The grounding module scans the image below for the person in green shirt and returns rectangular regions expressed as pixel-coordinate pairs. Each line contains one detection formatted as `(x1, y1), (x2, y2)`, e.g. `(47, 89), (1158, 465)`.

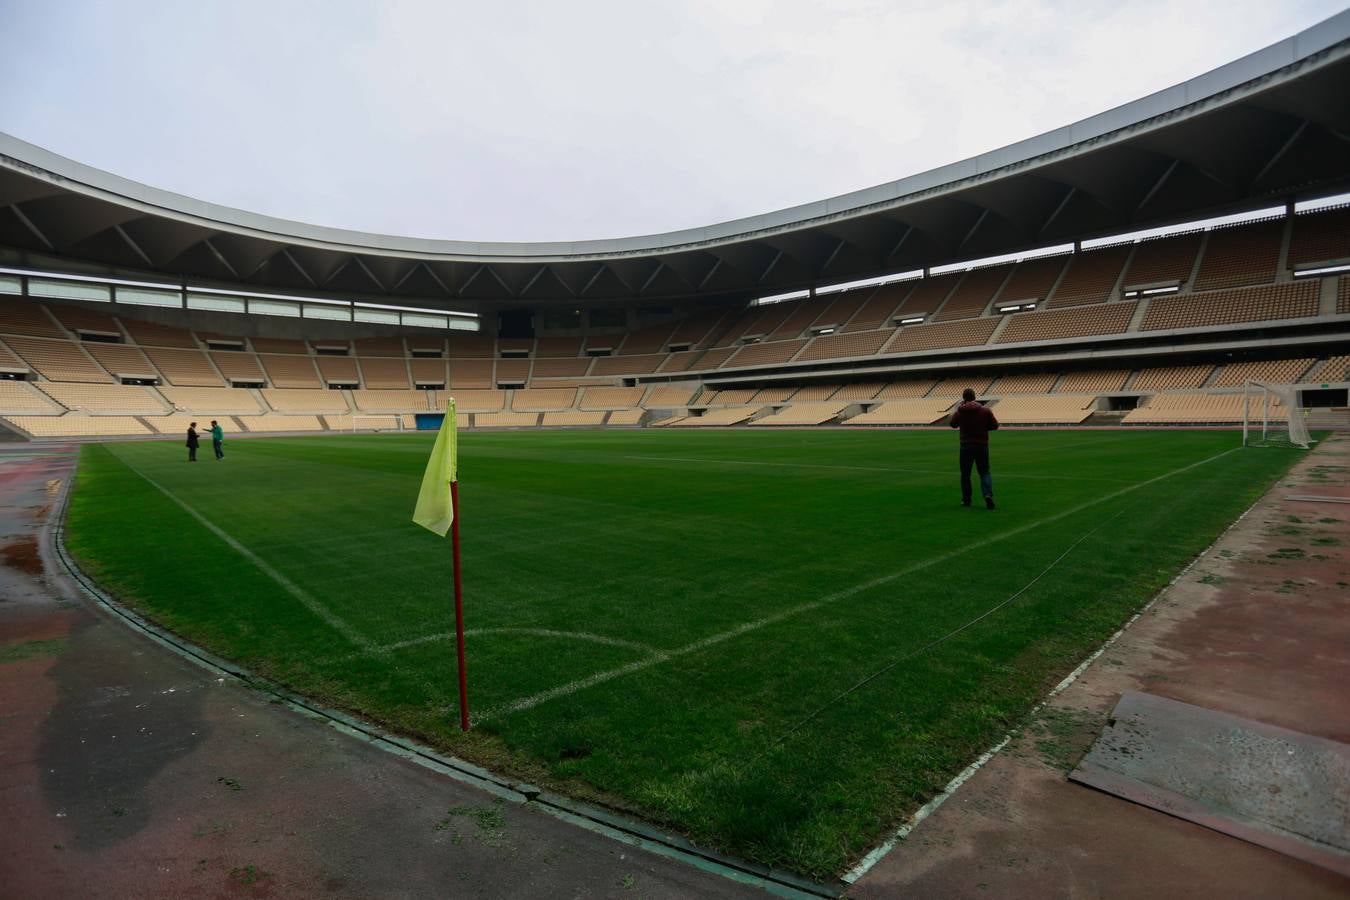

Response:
(209, 420), (225, 460)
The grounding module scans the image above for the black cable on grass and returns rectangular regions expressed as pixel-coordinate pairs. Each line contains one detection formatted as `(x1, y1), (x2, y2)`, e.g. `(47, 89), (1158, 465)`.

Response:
(753, 500), (1142, 760)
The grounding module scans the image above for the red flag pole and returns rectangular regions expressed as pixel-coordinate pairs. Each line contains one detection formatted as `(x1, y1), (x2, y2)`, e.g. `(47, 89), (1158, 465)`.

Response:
(450, 479), (469, 731)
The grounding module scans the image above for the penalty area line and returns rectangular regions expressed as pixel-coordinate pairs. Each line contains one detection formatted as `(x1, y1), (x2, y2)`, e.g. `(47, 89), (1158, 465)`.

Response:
(482, 446), (1239, 722)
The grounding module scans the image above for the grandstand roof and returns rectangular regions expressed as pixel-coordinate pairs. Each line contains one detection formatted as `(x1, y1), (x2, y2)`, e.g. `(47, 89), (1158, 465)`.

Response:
(1, 10), (1348, 308)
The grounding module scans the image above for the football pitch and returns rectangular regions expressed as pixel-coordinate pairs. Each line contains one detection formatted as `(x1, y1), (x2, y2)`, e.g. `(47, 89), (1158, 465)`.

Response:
(65, 428), (1302, 878)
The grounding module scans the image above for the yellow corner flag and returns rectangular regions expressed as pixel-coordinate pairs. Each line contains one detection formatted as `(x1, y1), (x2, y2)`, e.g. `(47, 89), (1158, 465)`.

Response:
(412, 399), (458, 536)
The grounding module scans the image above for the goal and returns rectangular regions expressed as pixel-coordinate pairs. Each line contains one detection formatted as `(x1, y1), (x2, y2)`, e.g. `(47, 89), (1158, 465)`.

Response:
(349, 415), (405, 433)
(1242, 381), (1310, 448)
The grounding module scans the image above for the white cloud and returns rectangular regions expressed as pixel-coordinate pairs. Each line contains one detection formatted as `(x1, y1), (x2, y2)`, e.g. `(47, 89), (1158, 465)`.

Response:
(0, 0), (1343, 241)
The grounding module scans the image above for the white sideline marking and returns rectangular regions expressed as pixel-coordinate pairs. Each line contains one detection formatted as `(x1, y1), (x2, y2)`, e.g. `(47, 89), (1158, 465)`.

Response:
(483, 447), (1238, 720)
(625, 455), (1113, 481)
(380, 627), (660, 656)
(116, 457), (374, 651)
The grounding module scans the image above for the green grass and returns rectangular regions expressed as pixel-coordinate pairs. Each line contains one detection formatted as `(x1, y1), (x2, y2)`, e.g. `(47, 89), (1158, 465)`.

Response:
(64, 428), (1300, 878)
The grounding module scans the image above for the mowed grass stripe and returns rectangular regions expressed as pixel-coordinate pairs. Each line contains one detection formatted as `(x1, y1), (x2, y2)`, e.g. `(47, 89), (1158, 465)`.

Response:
(64, 430), (1302, 878)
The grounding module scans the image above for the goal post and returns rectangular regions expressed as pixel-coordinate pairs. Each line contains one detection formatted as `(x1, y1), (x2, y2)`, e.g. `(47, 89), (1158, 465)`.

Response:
(349, 414), (405, 434)
(1242, 381), (1310, 448)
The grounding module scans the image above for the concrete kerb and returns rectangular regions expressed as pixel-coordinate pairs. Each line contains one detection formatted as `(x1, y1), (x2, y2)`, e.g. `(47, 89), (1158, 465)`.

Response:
(43, 457), (843, 900)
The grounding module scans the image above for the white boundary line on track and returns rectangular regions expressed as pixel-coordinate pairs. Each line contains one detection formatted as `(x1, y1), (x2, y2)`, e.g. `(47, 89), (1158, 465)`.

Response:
(625, 455), (1115, 481)
(115, 455), (375, 652)
(840, 449), (1269, 885)
(379, 627), (661, 655)
(482, 447), (1239, 720)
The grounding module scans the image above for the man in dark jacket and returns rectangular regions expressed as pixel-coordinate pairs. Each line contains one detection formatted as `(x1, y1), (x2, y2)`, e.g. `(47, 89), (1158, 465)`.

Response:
(186, 422), (200, 462)
(949, 388), (998, 509)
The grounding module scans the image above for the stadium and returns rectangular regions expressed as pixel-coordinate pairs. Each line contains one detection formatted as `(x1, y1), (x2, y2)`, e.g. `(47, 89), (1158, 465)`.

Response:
(1, 7), (1348, 898)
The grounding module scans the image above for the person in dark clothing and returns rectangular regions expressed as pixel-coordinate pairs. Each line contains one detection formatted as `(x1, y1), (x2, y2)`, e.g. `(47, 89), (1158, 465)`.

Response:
(949, 388), (998, 509)
(186, 422), (200, 462)
(209, 420), (224, 460)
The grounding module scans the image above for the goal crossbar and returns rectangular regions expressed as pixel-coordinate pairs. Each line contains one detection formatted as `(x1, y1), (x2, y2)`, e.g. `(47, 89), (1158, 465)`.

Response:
(1242, 381), (1310, 449)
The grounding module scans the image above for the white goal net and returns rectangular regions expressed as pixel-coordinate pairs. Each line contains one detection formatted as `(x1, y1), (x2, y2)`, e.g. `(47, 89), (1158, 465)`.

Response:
(1242, 381), (1310, 449)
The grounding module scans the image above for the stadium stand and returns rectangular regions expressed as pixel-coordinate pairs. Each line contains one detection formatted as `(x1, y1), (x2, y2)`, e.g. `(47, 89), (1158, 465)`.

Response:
(797, 330), (890, 361)
(145, 414), (235, 436)
(438, 389), (504, 412)
(649, 414), (687, 427)
(352, 336), (406, 356)
(791, 384), (841, 401)
(769, 296), (828, 338)
(475, 411), (539, 427)
(3, 415), (152, 437)
(1131, 365), (1215, 390)
(50, 304), (122, 335)
(875, 380), (935, 398)
(642, 386), (696, 408)
(932, 377), (993, 397)
(315, 356), (361, 384)
(592, 354), (662, 376)
(513, 388), (577, 410)
(0, 341), (29, 372)
(751, 386), (797, 403)
(1140, 281), (1319, 330)
(935, 265), (1010, 321)
(143, 347), (224, 386)
(259, 353), (321, 388)
(496, 358), (531, 383)
(843, 398), (953, 425)
(885, 317), (999, 352)
(843, 282), (911, 331)
(449, 358), (494, 388)
(1048, 245), (1131, 306)
(998, 255), (1068, 304)
(405, 335), (446, 354)
(1054, 370), (1131, 393)
(323, 414), (401, 432)
(357, 356), (412, 389)
(1122, 232), (1202, 287)
(351, 389), (434, 412)
(542, 410), (606, 426)
(261, 388), (350, 414)
(696, 389), (756, 406)
(606, 409), (645, 425)
(84, 342), (159, 379)
(749, 402), (848, 426)
(159, 386), (264, 414)
(409, 358), (449, 385)
(38, 382), (168, 415)
(1340, 275), (1350, 314)
(996, 301), (1137, 344)
(988, 372), (1059, 394)
(1288, 205), (1350, 266)
(656, 350), (705, 373)
(618, 324), (675, 355)
(992, 395), (1095, 424)
(5, 337), (113, 383)
(723, 339), (807, 368)
(1210, 358), (1315, 386)
(0, 298), (65, 337)
(530, 356), (594, 378)
(534, 336), (584, 357)
(891, 276), (951, 317)
(810, 291), (870, 331)
(1123, 393), (1282, 424)
(578, 386), (643, 409)
(1310, 355), (1350, 382)
(236, 414), (326, 432)
(684, 347), (739, 371)
(209, 350), (266, 383)
(0, 380), (64, 414)
(1192, 219), (1284, 291)
(672, 407), (759, 426)
(250, 337), (308, 354)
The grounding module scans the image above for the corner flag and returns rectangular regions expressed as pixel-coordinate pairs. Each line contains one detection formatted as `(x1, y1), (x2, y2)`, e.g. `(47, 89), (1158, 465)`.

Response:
(411, 399), (470, 730)
(413, 399), (458, 536)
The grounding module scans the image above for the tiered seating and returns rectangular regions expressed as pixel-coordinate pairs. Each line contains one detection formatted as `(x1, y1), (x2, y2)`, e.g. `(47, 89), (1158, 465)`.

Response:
(236, 414), (326, 432)
(38, 382), (167, 415)
(357, 357), (411, 389)
(251, 337), (308, 354)
(2, 415), (152, 437)
(405, 336), (445, 355)
(875, 380), (934, 398)
(352, 336), (406, 356)
(810, 292), (869, 331)
(885, 317), (999, 352)
(122, 320), (195, 348)
(643, 386), (695, 408)
(723, 339), (807, 368)
(649, 414), (687, 427)
(657, 350), (705, 373)
(843, 283), (911, 331)
(991, 395), (1094, 424)
(409, 358), (448, 385)
(1211, 358), (1314, 387)
(496, 358), (531, 383)
(315, 356), (360, 384)
(791, 384), (840, 401)
(770, 296), (830, 338)
(438, 389), (504, 412)
(1122, 232), (1201, 286)
(0, 298), (64, 337)
(832, 382), (886, 400)
(843, 398), (953, 425)
(988, 372), (1058, 394)
(683, 348), (738, 371)
(0, 341), (29, 372)
(671, 407), (759, 427)
(996, 301), (1136, 343)
(0, 381), (64, 415)
(1340, 275), (1350, 314)
(513, 388), (577, 410)
(1049, 245), (1131, 307)
(449, 336), (495, 358)
(351, 389), (432, 412)
(606, 409), (645, 425)
(749, 402), (848, 426)
(531, 356), (592, 377)
(475, 411), (538, 427)
(696, 389), (756, 406)
(261, 388), (350, 413)
(889, 274), (955, 320)
(1310, 356), (1350, 382)
(744, 302), (799, 337)
(50, 304), (122, 335)
(592, 354), (662, 376)
(931, 377), (993, 397)
(143, 347), (224, 386)
(324, 414), (401, 432)
(448, 358), (493, 388)
(1124, 393), (1279, 424)
(583, 334), (620, 353)
(1054, 370), (1130, 393)
(751, 387), (797, 402)
(84, 343), (159, 378)
(796, 330), (889, 361)
(542, 410), (605, 426)
(578, 387), (643, 409)
(534, 336), (583, 357)
(159, 386), (264, 414)
(497, 339), (534, 356)
(667, 310), (726, 349)
(1193, 219), (1284, 291)
(5, 337), (113, 383)
(619, 324), (675, 354)
(259, 354), (321, 388)
(1131, 365), (1214, 390)
(998, 256), (1068, 304)
(208, 350), (265, 383)
(1141, 282), (1319, 331)
(145, 414), (234, 436)
(1288, 206), (1350, 265)
(935, 265), (1010, 321)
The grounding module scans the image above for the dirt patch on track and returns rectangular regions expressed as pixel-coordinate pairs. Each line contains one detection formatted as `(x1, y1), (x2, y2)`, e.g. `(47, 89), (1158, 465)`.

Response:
(2, 536), (43, 577)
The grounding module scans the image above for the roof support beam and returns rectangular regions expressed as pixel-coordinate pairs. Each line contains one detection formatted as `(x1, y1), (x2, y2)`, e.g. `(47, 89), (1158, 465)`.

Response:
(1249, 120), (1308, 189)
(8, 204), (53, 251)
(885, 225), (914, 261)
(638, 263), (664, 295)
(421, 263), (452, 295)
(579, 264), (606, 296)
(819, 238), (846, 274)
(1039, 186), (1076, 236)
(353, 257), (386, 291)
(758, 249), (784, 283)
(958, 209), (990, 250)
(1134, 159), (1179, 214)
(698, 258), (722, 289)
(203, 238), (240, 278)
(519, 266), (547, 296)
(113, 224), (154, 267)
(282, 248), (316, 286)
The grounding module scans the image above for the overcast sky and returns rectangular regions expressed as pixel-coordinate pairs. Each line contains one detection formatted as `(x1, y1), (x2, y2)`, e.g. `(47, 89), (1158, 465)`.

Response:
(1, 1), (1344, 243)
